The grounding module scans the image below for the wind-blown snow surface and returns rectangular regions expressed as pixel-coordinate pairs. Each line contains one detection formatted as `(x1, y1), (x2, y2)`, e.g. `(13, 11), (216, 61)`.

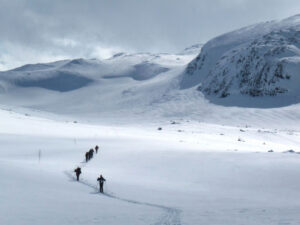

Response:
(182, 14), (300, 107)
(1, 108), (300, 225)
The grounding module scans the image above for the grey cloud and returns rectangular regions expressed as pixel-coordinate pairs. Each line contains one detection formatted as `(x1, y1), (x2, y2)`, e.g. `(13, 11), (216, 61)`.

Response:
(0, 0), (300, 70)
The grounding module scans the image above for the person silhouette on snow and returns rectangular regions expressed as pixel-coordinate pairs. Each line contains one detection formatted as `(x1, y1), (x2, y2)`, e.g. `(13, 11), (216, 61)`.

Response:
(89, 148), (94, 159)
(95, 145), (99, 154)
(74, 167), (81, 181)
(85, 152), (89, 162)
(97, 175), (106, 193)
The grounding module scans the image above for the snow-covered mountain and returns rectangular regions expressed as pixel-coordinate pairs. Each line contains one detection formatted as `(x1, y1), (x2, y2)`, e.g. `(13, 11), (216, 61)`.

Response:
(0, 39), (300, 126)
(0, 52), (195, 92)
(2, 15), (300, 124)
(181, 14), (300, 106)
(0, 51), (199, 122)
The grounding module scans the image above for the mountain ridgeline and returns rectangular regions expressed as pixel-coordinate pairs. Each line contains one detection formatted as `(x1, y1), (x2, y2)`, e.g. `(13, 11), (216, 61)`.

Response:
(1, 15), (300, 109)
(181, 15), (300, 104)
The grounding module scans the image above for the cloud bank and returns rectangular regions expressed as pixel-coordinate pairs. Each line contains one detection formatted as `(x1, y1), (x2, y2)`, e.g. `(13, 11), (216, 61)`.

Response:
(1, 0), (300, 70)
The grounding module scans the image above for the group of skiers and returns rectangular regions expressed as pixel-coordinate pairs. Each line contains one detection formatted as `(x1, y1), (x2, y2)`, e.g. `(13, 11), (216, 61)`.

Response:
(74, 145), (106, 193)
(85, 145), (99, 162)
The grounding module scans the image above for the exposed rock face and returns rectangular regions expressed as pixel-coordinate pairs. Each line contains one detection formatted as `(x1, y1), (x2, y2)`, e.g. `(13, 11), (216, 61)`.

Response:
(181, 15), (300, 100)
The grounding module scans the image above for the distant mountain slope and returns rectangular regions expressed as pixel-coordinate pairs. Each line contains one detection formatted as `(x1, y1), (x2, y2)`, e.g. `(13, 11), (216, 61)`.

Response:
(0, 43), (300, 127)
(181, 14), (300, 106)
(0, 51), (198, 118)
(0, 52), (193, 92)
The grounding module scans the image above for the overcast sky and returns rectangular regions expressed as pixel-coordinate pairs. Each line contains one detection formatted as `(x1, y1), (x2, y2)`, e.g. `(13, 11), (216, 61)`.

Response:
(1, 0), (300, 70)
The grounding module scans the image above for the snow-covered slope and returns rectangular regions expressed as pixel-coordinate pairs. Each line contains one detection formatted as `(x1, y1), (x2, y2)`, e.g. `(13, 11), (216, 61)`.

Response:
(0, 52), (196, 120)
(1, 16), (300, 125)
(0, 49), (300, 128)
(1, 107), (300, 225)
(181, 14), (300, 107)
(0, 52), (194, 91)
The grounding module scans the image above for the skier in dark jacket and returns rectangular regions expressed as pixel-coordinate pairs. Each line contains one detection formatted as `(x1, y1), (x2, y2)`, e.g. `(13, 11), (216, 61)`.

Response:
(95, 145), (99, 153)
(74, 167), (81, 181)
(89, 148), (94, 159)
(85, 152), (89, 162)
(97, 175), (106, 193)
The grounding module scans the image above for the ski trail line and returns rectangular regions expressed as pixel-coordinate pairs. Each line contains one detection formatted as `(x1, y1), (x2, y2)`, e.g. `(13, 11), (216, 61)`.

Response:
(64, 170), (181, 225)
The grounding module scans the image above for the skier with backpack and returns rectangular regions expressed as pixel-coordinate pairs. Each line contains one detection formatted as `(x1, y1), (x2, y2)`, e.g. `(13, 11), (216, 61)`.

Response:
(97, 175), (106, 193)
(85, 152), (89, 162)
(74, 167), (82, 181)
(89, 148), (94, 159)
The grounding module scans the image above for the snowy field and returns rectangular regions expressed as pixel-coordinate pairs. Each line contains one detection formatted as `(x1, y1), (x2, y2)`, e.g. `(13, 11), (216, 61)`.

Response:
(1, 107), (300, 225)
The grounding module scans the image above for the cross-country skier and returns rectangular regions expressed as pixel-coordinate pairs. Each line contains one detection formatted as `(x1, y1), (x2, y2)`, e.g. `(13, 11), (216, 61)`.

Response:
(74, 167), (81, 181)
(85, 152), (89, 162)
(89, 148), (94, 159)
(97, 175), (106, 193)
(95, 145), (99, 153)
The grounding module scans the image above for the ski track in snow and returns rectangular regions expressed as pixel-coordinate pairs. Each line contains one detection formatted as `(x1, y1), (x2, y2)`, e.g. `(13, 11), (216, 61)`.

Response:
(64, 160), (181, 225)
